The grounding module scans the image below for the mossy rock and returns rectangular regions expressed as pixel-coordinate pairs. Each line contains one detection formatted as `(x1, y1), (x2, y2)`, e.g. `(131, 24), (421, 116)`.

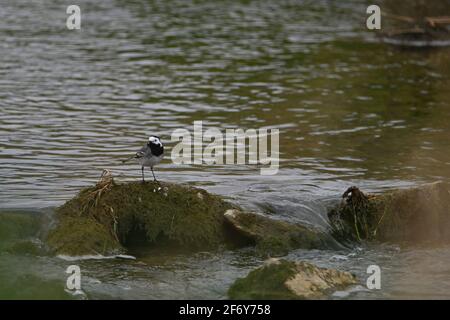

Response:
(0, 273), (72, 300)
(0, 212), (40, 242)
(328, 182), (450, 244)
(224, 209), (332, 256)
(0, 211), (43, 255)
(4, 239), (47, 256)
(228, 258), (357, 300)
(47, 216), (122, 256)
(46, 174), (237, 256)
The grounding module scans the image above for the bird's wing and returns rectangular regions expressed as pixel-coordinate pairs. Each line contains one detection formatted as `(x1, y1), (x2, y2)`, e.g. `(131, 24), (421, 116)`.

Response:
(121, 145), (149, 163)
(136, 145), (149, 158)
(135, 151), (145, 158)
(122, 148), (145, 163)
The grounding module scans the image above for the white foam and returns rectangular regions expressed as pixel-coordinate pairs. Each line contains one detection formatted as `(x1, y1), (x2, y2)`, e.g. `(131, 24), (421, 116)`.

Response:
(332, 285), (368, 298)
(382, 37), (450, 48)
(57, 254), (136, 261)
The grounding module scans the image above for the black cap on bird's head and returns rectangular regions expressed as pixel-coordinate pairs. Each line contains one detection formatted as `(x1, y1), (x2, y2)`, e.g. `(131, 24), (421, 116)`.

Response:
(148, 136), (162, 146)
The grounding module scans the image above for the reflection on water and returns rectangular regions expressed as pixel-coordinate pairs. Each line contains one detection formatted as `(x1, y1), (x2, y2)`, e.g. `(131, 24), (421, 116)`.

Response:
(0, 0), (450, 299)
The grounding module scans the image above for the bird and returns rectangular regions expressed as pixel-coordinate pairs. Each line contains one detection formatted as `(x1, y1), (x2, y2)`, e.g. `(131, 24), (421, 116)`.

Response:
(122, 136), (164, 183)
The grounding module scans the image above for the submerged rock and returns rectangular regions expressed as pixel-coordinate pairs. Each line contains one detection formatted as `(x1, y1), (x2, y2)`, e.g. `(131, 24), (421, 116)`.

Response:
(46, 172), (237, 256)
(0, 211), (46, 255)
(228, 258), (357, 299)
(224, 209), (331, 256)
(5, 239), (46, 256)
(0, 212), (40, 242)
(328, 182), (450, 244)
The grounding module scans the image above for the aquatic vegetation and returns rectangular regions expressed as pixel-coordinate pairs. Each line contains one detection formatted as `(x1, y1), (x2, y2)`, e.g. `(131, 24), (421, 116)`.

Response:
(228, 258), (357, 300)
(328, 182), (450, 244)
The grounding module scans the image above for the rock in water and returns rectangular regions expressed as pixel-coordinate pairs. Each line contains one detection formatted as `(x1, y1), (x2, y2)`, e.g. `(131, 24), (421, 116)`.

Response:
(228, 258), (357, 299)
(46, 174), (237, 256)
(46, 171), (335, 257)
(224, 209), (333, 256)
(0, 211), (44, 255)
(328, 182), (450, 244)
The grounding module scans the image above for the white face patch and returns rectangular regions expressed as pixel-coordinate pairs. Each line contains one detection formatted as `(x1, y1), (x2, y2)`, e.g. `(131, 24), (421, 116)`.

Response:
(148, 136), (162, 146)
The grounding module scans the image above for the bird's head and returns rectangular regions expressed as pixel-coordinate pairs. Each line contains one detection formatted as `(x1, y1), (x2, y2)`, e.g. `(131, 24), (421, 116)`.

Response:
(148, 136), (163, 147)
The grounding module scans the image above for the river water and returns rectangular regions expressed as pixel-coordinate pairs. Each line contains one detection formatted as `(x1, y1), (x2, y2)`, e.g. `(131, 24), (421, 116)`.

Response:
(1, 0), (450, 299)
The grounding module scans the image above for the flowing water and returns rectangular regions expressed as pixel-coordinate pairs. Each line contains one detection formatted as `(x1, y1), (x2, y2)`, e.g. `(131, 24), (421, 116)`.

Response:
(1, 0), (450, 299)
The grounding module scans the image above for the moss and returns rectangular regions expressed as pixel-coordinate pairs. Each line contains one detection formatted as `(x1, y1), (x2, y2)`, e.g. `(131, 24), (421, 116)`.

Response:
(224, 210), (329, 256)
(228, 260), (299, 300)
(256, 236), (292, 256)
(328, 182), (450, 244)
(46, 216), (121, 256)
(46, 175), (237, 256)
(5, 240), (45, 256)
(106, 182), (234, 247)
(0, 212), (39, 242)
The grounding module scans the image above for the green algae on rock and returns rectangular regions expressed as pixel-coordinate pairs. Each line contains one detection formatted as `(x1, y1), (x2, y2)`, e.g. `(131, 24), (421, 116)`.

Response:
(5, 239), (46, 256)
(47, 216), (122, 256)
(328, 182), (450, 244)
(46, 172), (237, 256)
(228, 258), (357, 300)
(0, 212), (40, 242)
(224, 209), (331, 256)
(0, 211), (45, 255)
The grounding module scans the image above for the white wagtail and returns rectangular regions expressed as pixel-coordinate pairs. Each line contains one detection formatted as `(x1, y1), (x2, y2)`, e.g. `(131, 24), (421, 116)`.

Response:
(123, 136), (164, 183)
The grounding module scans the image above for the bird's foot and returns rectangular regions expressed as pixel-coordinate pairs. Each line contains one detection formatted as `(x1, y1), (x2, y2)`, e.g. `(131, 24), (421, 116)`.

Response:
(151, 179), (163, 192)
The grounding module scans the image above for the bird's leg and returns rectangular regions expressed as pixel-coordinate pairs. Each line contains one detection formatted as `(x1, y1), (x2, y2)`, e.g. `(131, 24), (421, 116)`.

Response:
(151, 167), (162, 188)
(151, 167), (157, 182)
(141, 166), (145, 183)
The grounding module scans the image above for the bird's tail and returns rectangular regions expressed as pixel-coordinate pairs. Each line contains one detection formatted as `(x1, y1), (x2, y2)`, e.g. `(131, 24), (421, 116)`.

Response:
(121, 156), (135, 164)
